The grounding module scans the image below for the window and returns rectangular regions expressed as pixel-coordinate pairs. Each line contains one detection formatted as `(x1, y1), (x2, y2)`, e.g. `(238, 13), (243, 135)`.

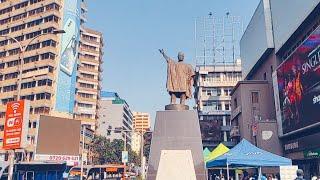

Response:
(36, 93), (51, 100)
(81, 73), (94, 79)
(225, 103), (230, 111)
(7, 60), (20, 67)
(26, 43), (40, 51)
(78, 103), (93, 108)
(24, 55), (39, 64)
(21, 95), (35, 101)
(11, 24), (25, 32)
(4, 72), (18, 80)
(21, 81), (36, 89)
(42, 40), (57, 47)
(8, 48), (20, 55)
(12, 13), (27, 21)
(3, 85), (17, 92)
(234, 98), (238, 108)
(251, 92), (259, 104)
(80, 83), (94, 89)
(270, 66), (274, 77)
(34, 107), (50, 114)
(38, 79), (52, 86)
(263, 72), (267, 80)
(41, 52), (55, 60)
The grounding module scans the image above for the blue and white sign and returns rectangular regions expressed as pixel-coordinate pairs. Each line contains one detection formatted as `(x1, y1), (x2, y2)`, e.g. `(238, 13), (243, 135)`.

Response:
(122, 151), (128, 163)
(55, 0), (81, 113)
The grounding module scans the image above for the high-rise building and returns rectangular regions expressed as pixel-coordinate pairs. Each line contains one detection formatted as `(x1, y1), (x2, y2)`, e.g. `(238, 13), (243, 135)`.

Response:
(97, 91), (133, 147)
(194, 60), (242, 149)
(74, 27), (103, 130)
(131, 112), (151, 153)
(133, 112), (150, 133)
(0, 0), (103, 159)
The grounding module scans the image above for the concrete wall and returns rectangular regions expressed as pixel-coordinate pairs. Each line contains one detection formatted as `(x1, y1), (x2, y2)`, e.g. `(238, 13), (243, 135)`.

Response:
(270, 0), (320, 52)
(240, 0), (274, 77)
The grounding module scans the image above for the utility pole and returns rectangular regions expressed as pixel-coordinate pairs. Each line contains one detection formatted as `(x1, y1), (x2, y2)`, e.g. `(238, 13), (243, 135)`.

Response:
(80, 125), (85, 180)
(140, 132), (145, 179)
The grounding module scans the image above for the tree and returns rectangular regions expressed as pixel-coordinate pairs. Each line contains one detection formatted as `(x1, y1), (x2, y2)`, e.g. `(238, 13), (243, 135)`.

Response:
(91, 136), (140, 166)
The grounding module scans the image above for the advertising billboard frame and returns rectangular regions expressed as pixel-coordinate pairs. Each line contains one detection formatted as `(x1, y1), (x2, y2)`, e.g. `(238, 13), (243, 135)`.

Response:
(274, 24), (320, 136)
(3, 100), (30, 150)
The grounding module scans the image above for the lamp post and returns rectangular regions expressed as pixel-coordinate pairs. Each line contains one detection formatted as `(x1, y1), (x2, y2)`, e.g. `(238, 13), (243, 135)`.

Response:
(0, 29), (65, 100)
(1, 29), (65, 180)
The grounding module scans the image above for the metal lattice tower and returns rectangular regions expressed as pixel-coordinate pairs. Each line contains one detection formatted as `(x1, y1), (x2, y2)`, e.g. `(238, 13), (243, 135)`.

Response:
(194, 13), (243, 66)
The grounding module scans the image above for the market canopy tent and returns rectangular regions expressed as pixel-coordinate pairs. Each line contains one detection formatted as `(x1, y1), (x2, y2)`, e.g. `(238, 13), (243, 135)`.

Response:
(206, 143), (229, 162)
(203, 147), (211, 161)
(206, 139), (292, 168)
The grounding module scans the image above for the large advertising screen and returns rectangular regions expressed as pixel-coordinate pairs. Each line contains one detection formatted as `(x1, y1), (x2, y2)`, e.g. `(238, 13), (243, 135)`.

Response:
(200, 120), (221, 143)
(35, 115), (81, 166)
(275, 25), (320, 134)
(55, 0), (81, 113)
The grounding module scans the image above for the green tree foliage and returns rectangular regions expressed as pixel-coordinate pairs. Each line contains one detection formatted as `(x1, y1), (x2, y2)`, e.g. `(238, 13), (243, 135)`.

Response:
(91, 135), (140, 165)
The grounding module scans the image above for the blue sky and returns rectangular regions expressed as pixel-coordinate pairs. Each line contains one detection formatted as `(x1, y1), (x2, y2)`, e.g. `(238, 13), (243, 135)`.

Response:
(86, 0), (260, 127)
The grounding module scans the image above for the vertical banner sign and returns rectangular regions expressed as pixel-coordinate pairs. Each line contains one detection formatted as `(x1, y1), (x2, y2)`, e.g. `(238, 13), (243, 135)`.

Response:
(3, 100), (30, 149)
(55, 0), (81, 113)
(122, 151), (128, 163)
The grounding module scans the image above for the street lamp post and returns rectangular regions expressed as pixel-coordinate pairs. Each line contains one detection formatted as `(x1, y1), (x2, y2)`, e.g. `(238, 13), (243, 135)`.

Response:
(0, 29), (65, 100)
(0, 29), (65, 180)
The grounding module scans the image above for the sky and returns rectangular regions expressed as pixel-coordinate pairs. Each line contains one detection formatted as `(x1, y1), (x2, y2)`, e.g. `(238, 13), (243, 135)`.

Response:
(86, 0), (260, 128)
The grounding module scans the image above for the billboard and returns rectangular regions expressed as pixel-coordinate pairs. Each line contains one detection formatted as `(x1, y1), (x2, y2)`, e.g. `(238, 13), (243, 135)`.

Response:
(199, 120), (221, 142)
(275, 25), (320, 135)
(35, 115), (81, 166)
(3, 100), (30, 150)
(55, 0), (81, 113)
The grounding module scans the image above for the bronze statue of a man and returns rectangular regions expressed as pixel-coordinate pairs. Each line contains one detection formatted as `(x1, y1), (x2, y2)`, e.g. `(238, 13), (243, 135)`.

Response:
(159, 49), (195, 105)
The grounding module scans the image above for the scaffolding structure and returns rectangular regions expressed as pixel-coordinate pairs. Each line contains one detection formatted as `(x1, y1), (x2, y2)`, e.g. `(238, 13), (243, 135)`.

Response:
(194, 13), (243, 66)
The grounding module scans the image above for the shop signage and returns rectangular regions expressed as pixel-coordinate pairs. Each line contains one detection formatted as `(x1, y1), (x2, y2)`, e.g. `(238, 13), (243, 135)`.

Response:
(3, 100), (30, 150)
(34, 154), (80, 166)
(303, 149), (320, 158)
(283, 133), (320, 154)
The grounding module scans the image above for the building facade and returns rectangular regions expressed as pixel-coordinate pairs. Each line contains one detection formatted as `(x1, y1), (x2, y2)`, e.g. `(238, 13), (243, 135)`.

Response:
(239, 0), (320, 178)
(230, 81), (282, 156)
(131, 112), (151, 153)
(194, 61), (242, 149)
(0, 0), (103, 159)
(97, 91), (133, 147)
(74, 27), (103, 130)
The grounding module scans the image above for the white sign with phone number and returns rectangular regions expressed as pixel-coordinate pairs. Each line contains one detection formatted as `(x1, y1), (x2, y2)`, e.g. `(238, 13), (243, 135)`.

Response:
(34, 154), (80, 166)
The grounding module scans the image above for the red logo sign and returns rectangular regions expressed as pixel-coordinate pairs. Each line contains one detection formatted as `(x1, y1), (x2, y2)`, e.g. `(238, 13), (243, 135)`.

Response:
(3, 100), (28, 150)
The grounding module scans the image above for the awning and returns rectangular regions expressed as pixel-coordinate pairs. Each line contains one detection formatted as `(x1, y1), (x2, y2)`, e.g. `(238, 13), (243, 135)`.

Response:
(206, 143), (229, 162)
(206, 139), (292, 168)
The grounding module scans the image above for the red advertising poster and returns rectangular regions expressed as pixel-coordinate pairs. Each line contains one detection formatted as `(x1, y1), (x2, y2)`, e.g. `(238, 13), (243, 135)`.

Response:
(3, 100), (29, 150)
(276, 25), (320, 134)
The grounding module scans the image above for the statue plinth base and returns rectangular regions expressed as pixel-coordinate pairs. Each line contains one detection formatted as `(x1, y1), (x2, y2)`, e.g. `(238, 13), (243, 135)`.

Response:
(165, 104), (189, 110)
(147, 110), (206, 180)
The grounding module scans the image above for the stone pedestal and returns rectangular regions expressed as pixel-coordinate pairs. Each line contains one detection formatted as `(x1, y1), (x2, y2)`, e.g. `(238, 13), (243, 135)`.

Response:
(147, 110), (206, 180)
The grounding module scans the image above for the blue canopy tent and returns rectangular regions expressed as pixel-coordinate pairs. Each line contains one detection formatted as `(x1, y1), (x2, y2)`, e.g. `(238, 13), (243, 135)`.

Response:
(206, 139), (292, 179)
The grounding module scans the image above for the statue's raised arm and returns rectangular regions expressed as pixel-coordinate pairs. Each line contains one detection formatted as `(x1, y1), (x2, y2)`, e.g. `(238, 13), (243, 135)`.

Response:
(159, 49), (169, 63)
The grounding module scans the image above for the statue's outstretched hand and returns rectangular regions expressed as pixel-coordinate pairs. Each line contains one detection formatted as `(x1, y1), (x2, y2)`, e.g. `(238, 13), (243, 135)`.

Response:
(159, 49), (164, 55)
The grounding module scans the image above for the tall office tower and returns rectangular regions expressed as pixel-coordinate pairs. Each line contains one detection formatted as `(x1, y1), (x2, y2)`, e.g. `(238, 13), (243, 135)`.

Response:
(74, 28), (103, 130)
(0, 0), (103, 159)
(194, 14), (243, 149)
(133, 112), (150, 133)
(131, 112), (151, 153)
(97, 91), (133, 147)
